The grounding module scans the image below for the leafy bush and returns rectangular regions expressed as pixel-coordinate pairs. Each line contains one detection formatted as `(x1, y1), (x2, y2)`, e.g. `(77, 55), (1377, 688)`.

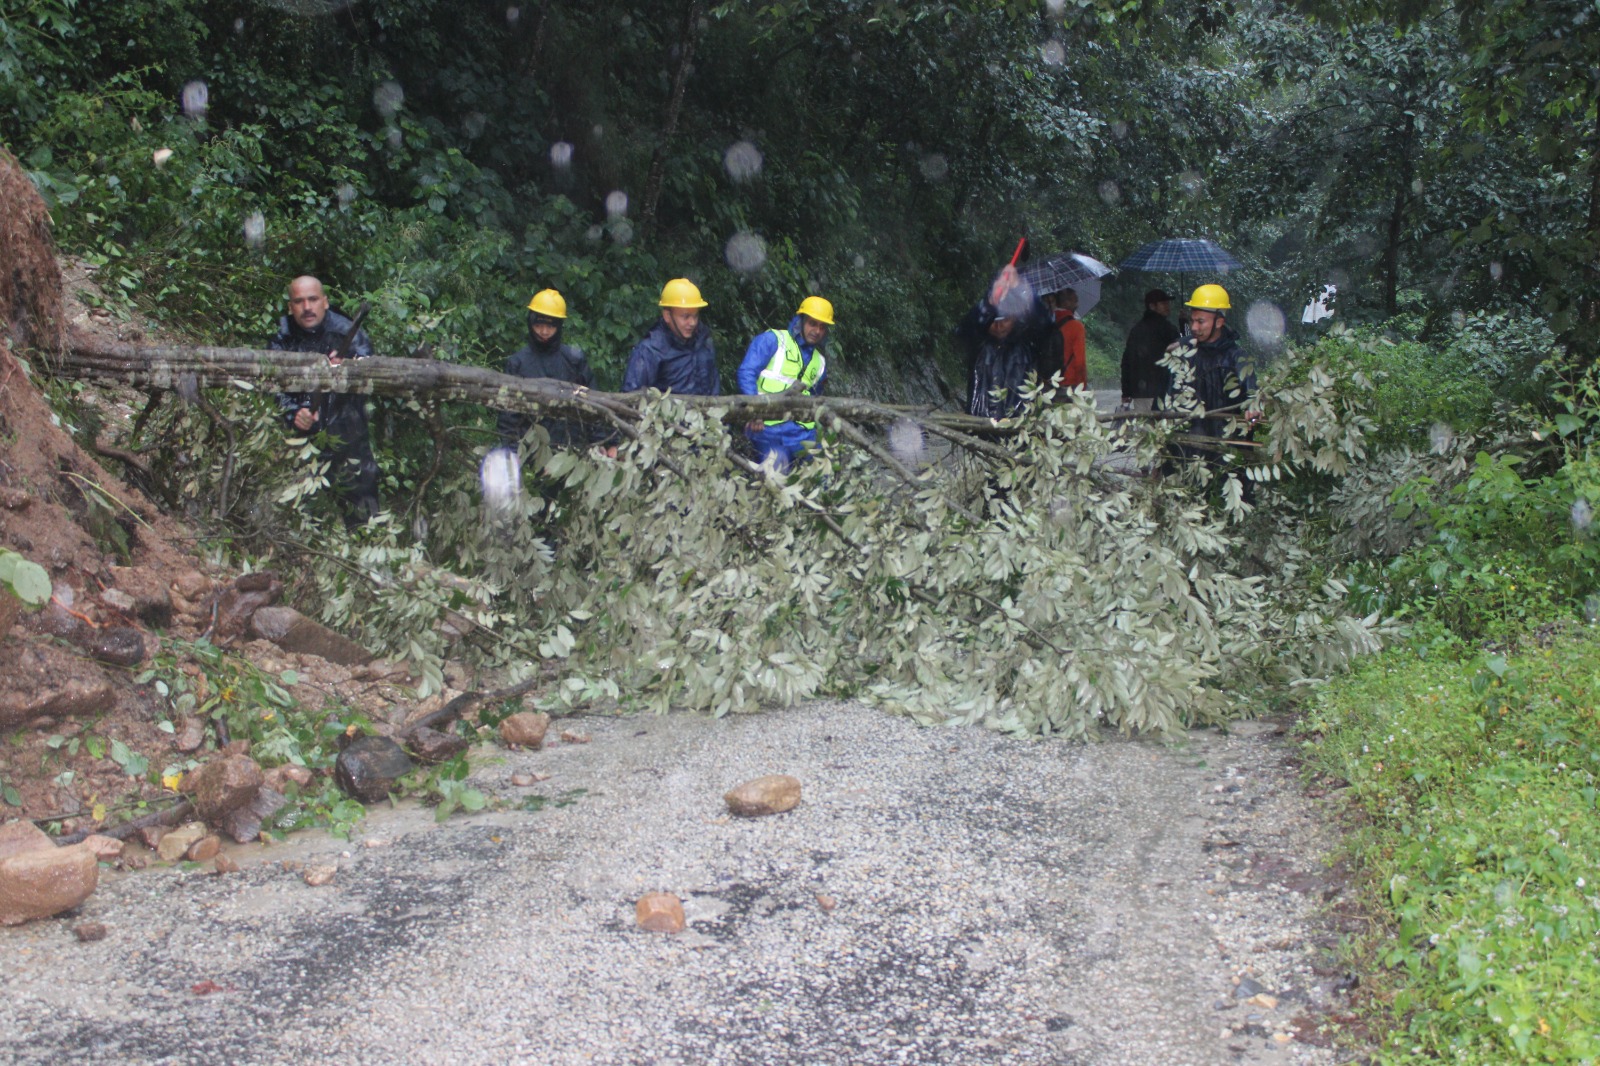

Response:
(1302, 633), (1600, 1062)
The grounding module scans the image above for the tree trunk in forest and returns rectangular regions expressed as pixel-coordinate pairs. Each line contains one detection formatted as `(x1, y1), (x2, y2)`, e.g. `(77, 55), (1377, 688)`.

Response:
(639, 0), (705, 243)
(1381, 109), (1416, 318)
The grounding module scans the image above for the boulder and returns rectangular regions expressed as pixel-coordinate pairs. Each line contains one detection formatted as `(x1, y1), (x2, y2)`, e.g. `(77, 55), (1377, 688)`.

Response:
(724, 774), (803, 817)
(262, 765), (314, 793)
(85, 626), (145, 668)
(499, 711), (550, 749)
(171, 570), (213, 603)
(0, 819), (52, 861)
(334, 736), (413, 802)
(172, 716), (206, 753)
(249, 606), (373, 666)
(218, 787), (286, 844)
(0, 644), (116, 728)
(635, 892), (686, 933)
(210, 572), (282, 641)
(185, 835), (222, 863)
(156, 823), (208, 862)
(0, 841), (98, 925)
(404, 725), (470, 765)
(188, 755), (263, 822)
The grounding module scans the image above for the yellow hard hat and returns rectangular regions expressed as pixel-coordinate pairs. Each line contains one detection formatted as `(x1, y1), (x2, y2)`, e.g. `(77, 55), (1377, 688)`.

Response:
(527, 288), (568, 318)
(658, 278), (708, 309)
(1185, 284), (1232, 312)
(795, 296), (835, 326)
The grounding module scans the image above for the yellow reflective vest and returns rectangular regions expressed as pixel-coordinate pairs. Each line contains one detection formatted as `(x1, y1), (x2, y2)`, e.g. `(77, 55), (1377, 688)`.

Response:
(755, 329), (826, 428)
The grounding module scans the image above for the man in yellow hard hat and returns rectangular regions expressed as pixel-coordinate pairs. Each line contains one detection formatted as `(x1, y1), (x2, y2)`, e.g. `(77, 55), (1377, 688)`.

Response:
(622, 278), (719, 395)
(737, 296), (834, 469)
(496, 288), (603, 450)
(1171, 283), (1259, 497)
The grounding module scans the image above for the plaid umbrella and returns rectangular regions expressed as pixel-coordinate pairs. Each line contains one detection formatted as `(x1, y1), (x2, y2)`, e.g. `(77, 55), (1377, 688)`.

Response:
(1118, 238), (1242, 273)
(1020, 252), (1114, 294)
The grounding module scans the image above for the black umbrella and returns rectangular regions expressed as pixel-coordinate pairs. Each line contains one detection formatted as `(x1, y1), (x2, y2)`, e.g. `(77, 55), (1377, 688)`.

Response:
(1118, 238), (1241, 273)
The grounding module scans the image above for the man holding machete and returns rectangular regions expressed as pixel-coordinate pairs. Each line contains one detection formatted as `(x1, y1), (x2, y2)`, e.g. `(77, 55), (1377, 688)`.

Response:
(270, 275), (382, 525)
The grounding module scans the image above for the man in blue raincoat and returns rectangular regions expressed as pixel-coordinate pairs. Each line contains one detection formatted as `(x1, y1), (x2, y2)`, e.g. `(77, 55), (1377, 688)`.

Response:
(622, 278), (720, 395)
(737, 296), (834, 470)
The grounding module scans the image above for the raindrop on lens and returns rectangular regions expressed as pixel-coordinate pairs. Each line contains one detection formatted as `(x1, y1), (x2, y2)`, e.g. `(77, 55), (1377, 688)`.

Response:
(242, 211), (266, 250)
(1111, 120), (1128, 140)
(1041, 40), (1065, 66)
(853, 254), (865, 269)
(373, 80), (405, 120)
(181, 80), (209, 118)
(412, 513), (429, 543)
(385, 126), (402, 149)
(1572, 498), (1594, 534)
(151, 147), (173, 168)
(463, 112), (486, 139)
(591, 124), (604, 141)
(723, 140), (763, 182)
(888, 420), (927, 468)
(610, 219), (635, 246)
(336, 183), (357, 207)
(1245, 302), (1285, 345)
(1411, 177), (1424, 195)
(605, 190), (629, 218)
(1451, 310), (1467, 330)
(549, 141), (574, 171)
(919, 153), (949, 181)
(1043, 0), (1066, 14)
(1097, 180), (1120, 205)
(724, 231), (768, 274)
(1489, 261), (1503, 282)
(480, 447), (522, 507)
(585, 224), (603, 243)
(1586, 595), (1600, 624)
(1179, 170), (1205, 197)
(1429, 422), (1454, 455)
(506, 5), (520, 23)
(234, 17), (244, 32)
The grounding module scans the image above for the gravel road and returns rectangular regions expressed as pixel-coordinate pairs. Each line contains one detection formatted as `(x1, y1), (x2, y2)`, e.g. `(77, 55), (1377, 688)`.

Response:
(0, 702), (1358, 1065)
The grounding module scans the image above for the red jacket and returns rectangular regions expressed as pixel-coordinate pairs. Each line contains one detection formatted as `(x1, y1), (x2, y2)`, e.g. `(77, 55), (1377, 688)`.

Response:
(1052, 310), (1087, 389)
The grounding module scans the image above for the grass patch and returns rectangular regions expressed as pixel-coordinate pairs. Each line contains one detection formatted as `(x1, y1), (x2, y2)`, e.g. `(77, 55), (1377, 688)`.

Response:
(1301, 627), (1600, 1062)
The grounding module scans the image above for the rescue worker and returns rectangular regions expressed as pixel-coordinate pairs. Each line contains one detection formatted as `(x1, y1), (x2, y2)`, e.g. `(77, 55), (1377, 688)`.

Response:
(1171, 283), (1259, 498)
(958, 264), (1051, 419)
(737, 296), (833, 470)
(270, 275), (380, 525)
(1120, 288), (1179, 412)
(622, 278), (719, 395)
(495, 288), (603, 450)
(1038, 287), (1087, 392)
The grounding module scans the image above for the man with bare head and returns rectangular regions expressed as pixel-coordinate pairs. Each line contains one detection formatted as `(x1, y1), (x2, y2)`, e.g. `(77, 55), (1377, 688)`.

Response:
(269, 275), (381, 524)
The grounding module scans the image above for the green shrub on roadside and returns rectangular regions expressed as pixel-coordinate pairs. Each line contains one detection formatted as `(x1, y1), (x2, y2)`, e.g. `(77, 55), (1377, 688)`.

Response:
(1302, 634), (1600, 1063)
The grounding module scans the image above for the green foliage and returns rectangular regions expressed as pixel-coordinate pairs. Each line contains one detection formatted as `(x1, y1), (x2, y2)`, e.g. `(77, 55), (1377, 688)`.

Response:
(1301, 632), (1600, 1062)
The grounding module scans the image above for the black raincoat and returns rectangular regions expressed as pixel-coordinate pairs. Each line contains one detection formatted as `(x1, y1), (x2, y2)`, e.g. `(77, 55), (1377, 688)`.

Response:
(957, 295), (1051, 420)
(495, 320), (602, 449)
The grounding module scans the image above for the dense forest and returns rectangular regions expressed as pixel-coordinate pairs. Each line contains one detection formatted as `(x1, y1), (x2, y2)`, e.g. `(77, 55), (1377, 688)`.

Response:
(4, 4), (1600, 1058)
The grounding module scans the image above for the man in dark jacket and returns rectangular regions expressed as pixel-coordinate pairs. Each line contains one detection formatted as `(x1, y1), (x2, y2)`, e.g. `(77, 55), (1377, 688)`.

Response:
(1170, 283), (1259, 500)
(496, 288), (603, 450)
(622, 278), (719, 395)
(1120, 288), (1179, 411)
(959, 264), (1051, 419)
(270, 275), (380, 524)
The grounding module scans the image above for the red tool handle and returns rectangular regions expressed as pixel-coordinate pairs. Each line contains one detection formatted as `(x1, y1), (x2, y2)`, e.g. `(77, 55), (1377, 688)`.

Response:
(1008, 237), (1028, 267)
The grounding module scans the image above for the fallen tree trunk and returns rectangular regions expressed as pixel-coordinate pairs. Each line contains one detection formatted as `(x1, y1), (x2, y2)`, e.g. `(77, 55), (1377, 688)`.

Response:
(50, 336), (1017, 436)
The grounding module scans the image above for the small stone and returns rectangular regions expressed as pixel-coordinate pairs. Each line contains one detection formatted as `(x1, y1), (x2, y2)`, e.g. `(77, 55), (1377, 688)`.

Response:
(559, 730), (590, 744)
(173, 716), (205, 753)
(1272, 1032), (1294, 1045)
(724, 774), (802, 817)
(86, 626), (146, 667)
(509, 772), (548, 787)
(136, 826), (166, 851)
(98, 589), (137, 613)
(1233, 976), (1267, 999)
(500, 712), (550, 749)
(157, 824), (207, 862)
(80, 835), (124, 861)
(218, 786), (286, 844)
(404, 725), (470, 764)
(635, 892), (686, 933)
(816, 894), (837, 912)
(213, 855), (239, 875)
(73, 921), (108, 942)
(1248, 993), (1279, 1010)
(172, 570), (213, 602)
(185, 835), (222, 863)
(302, 864), (336, 887)
(249, 606), (372, 666)
(107, 566), (173, 628)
